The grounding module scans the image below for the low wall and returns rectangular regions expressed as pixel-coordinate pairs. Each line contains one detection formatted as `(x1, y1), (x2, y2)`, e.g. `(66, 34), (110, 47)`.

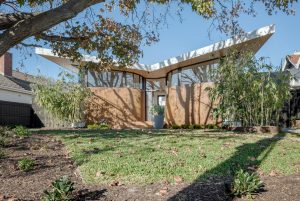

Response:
(86, 87), (146, 129)
(165, 83), (219, 126)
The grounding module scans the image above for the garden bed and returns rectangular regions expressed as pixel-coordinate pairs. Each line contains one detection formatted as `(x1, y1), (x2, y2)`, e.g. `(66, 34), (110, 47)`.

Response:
(228, 126), (280, 134)
(0, 130), (299, 200)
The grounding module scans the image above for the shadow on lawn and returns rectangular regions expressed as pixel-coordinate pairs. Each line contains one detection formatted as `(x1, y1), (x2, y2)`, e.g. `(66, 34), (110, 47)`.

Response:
(34, 129), (239, 140)
(167, 132), (285, 201)
(34, 129), (285, 201)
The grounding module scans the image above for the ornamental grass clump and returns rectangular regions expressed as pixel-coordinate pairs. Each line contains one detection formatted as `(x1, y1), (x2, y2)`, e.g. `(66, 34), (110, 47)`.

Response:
(208, 50), (291, 127)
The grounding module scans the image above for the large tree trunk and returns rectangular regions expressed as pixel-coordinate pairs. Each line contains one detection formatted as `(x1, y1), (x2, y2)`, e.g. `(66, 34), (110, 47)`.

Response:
(0, 0), (105, 56)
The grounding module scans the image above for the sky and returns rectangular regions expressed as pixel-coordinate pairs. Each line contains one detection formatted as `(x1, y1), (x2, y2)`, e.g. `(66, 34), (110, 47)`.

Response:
(10, 2), (300, 79)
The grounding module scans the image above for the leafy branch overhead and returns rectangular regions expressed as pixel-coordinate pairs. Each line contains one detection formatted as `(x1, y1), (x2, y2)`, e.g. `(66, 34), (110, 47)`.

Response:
(0, 0), (298, 70)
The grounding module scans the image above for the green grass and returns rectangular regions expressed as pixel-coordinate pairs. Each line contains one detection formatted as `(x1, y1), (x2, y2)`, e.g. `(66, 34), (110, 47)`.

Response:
(37, 129), (300, 185)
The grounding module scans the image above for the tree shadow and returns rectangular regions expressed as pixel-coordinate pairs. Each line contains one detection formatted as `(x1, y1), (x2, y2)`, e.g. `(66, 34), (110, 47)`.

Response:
(168, 132), (285, 201)
(75, 189), (107, 201)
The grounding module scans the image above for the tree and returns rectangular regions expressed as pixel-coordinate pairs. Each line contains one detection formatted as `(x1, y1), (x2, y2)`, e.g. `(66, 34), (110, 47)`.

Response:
(0, 0), (297, 70)
(208, 51), (291, 127)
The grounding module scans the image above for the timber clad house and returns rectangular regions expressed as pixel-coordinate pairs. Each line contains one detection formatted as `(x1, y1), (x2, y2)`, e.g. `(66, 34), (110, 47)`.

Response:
(35, 25), (276, 129)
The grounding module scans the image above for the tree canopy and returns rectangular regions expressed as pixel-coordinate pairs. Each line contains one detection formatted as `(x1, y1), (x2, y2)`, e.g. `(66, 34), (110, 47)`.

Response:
(0, 0), (297, 70)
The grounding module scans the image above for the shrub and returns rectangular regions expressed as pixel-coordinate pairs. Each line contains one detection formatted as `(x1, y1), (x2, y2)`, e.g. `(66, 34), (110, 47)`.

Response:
(188, 124), (195, 129)
(205, 124), (218, 129)
(18, 158), (35, 172)
(14, 125), (31, 137)
(87, 123), (110, 130)
(194, 124), (203, 129)
(0, 136), (9, 147)
(181, 124), (190, 129)
(0, 149), (5, 159)
(43, 176), (75, 201)
(171, 124), (181, 129)
(0, 126), (12, 137)
(150, 105), (165, 116)
(231, 169), (264, 198)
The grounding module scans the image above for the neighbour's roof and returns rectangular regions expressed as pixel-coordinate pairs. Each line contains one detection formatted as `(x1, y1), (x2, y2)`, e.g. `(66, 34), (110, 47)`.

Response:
(36, 24), (275, 79)
(286, 53), (300, 69)
(0, 71), (33, 94)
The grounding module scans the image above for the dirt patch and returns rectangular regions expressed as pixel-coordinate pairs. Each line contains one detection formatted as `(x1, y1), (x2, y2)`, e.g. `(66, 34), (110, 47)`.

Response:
(0, 134), (299, 201)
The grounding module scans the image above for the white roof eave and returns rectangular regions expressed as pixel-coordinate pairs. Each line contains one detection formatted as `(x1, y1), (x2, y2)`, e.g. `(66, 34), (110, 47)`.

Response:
(36, 24), (275, 73)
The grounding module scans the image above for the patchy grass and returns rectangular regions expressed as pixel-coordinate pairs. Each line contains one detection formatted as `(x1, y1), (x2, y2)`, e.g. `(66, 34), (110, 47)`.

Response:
(36, 129), (300, 185)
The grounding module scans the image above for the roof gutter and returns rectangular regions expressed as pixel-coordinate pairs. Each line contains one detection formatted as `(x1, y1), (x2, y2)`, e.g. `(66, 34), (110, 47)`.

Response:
(0, 85), (34, 95)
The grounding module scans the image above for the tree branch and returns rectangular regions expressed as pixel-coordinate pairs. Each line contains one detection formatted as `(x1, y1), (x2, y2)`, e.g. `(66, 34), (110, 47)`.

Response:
(37, 32), (88, 43)
(19, 42), (42, 48)
(0, 0), (106, 56)
(0, 12), (39, 30)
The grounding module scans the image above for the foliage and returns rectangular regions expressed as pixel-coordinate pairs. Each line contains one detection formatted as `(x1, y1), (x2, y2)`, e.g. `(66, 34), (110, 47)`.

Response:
(87, 123), (110, 130)
(14, 125), (31, 137)
(150, 105), (165, 116)
(0, 149), (5, 159)
(194, 124), (203, 129)
(0, 0), (298, 66)
(0, 136), (9, 147)
(181, 124), (190, 129)
(232, 169), (264, 199)
(18, 158), (35, 172)
(171, 124), (181, 129)
(208, 51), (291, 127)
(0, 126), (13, 137)
(43, 176), (75, 201)
(32, 73), (91, 124)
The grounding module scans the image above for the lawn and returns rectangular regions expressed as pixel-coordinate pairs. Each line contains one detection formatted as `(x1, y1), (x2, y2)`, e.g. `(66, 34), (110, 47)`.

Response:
(38, 129), (300, 185)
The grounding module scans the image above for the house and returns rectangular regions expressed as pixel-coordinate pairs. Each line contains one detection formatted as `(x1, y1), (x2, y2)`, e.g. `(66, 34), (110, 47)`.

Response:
(0, 53), (59, 127)
(282, 52), (300, 127)
(0, 53), (34, 126)
(36, 25), (275, 129)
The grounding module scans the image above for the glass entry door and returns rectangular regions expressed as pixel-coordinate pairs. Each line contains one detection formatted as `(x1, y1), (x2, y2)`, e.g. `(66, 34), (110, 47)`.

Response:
(145, 78), (166, 121)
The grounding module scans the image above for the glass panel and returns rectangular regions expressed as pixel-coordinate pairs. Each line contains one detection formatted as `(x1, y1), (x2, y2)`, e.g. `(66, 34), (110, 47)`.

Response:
(158, 95), (166, 106)
(87, 70), (144, 89)
(171, 70), (179, 86)
(125, 72), (134, 88)
(133, 74), (140, 89)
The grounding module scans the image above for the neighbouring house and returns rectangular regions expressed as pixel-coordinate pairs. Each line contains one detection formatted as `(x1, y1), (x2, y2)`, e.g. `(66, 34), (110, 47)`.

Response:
(36, 25), (275, 129)
(282, 52), (300, 127)
(0, 53), (64, 128)
(0, 52), (36, 126)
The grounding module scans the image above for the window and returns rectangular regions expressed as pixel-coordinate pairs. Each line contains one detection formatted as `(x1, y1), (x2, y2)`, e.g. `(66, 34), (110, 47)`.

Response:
(158, 95), (166, 106)
(167, 61), (219, 86)
(87, 70), (143, 89)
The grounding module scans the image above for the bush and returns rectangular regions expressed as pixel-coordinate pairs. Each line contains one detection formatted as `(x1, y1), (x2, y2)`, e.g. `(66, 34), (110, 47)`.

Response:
(87, 123), (110, 130)
(43, 176), (75, 201)
(14, 125), (31, 137)
(18, 158), (35, 172)
(0, 136), (9, 147)
(150, 105), (165, 116)
(231, 169), (264, 198)
(188, 124), (195, 129)
(0, 126), (12, 137)
(181, 124), (190, 129)
(194, 124), (203, 129)
(171, 124), (181, 129)
(0, 149), (5, 159)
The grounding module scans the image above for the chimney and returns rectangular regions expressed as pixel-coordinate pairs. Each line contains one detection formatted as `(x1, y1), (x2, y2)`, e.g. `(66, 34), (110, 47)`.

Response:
(0, 52), (12, 77)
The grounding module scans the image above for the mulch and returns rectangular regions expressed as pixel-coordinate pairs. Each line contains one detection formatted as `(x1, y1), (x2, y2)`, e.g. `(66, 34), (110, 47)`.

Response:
(0, 134), (299, 201)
